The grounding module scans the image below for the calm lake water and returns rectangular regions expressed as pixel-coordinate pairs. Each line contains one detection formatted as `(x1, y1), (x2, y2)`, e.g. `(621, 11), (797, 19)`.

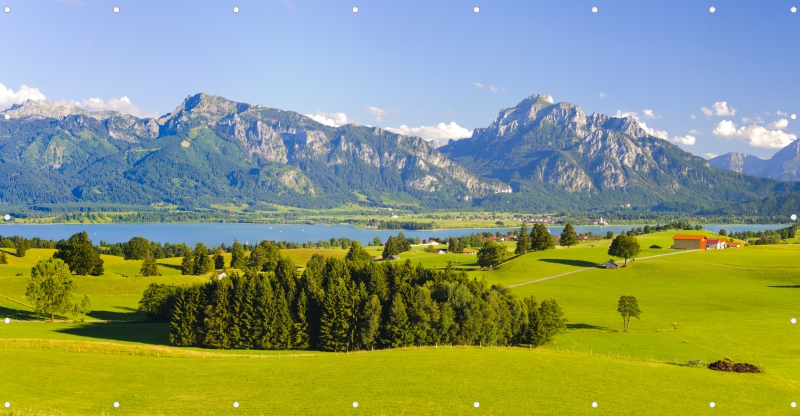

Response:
(0, 223), (788, 246)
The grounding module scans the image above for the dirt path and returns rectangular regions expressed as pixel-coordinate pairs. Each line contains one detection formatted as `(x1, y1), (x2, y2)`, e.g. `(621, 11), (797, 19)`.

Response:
(507, 249), (699, 288)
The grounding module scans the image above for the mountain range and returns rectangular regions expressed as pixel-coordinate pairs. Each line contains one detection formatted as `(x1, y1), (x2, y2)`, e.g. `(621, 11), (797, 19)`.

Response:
(709, 140), (800, 181)
(1, 93), (798, 214)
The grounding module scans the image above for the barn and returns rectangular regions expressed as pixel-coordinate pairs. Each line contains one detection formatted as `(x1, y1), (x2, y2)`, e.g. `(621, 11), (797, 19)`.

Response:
(604, 260), (621, 269)
(672, 235), (708, 250)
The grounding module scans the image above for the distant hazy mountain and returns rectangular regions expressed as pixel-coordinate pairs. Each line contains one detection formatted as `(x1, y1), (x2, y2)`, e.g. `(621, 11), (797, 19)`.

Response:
(0, 93), (505, 209)
(710, 140), (800, 181)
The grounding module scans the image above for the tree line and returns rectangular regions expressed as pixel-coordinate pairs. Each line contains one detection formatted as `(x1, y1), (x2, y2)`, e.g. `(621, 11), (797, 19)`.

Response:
(139, 244), (567, 351)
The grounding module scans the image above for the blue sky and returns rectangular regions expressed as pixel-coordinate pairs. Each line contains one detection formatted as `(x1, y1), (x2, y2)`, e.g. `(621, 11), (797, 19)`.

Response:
(0, 0), (798, 159)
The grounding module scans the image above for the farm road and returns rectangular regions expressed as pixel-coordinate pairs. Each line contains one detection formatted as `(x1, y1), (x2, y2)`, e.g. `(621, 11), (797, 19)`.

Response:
(507, 249), (699, 288)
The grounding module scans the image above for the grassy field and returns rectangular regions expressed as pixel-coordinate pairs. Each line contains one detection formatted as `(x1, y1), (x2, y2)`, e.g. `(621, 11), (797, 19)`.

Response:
(0, 231), (798, 415)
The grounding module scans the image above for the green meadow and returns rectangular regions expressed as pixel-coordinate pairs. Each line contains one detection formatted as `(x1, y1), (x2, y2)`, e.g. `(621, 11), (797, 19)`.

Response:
(0, 231), (798, 415)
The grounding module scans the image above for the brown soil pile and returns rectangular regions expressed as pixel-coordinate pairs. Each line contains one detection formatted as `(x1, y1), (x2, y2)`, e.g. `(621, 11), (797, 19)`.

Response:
(708, 360), (762, 373)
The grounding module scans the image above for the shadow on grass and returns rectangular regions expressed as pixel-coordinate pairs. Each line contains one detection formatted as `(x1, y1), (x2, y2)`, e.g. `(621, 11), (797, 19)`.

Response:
(88, 306), (143, 321)
(56, 322), (170, 345)
(158, 263), (183, 272)
(767, 285), (800, 288)
(0, 305), (42, 321)
(539, 259), (601, 268)
(566, 323), (609, 331)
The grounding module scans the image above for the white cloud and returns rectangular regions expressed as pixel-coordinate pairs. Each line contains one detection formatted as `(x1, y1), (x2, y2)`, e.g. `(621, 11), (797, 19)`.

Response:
(304, 110), (352, 127)
(614, 110), (696, 145)
(489, 85), (505, 93)
(599, 93), (607, 98)
(472, 82), (483, 88)
(74, 96), (158, 118)
(704, 152), (719, 159)
(690, 114), (697, 119)
(688, 129), (701, 134)
(385, 122), (472, 142)
(741, 116), (764, 124)
(364, 106), (388, 121)
(0, 83), (47, 110)
(642, 109), (656, 119)
(776, 110), (788, 116)
(713, 120), (797, 149)
(701, 101), (736, 117)
(768, 119), (789, 130)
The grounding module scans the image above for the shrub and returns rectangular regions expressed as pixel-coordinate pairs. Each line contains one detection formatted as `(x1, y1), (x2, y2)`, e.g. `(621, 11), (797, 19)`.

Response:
(649, 245), (662, 249)
(708, 359), (762, 373)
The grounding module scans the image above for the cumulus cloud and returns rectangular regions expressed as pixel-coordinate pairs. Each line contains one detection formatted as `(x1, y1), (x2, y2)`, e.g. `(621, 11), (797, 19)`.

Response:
(704, 152), (719, 159)
(768, 119), (789, 130)
(385, 122), (472, 142)
(701, 101), (736, 117)
(0, 83), (47, 110)
(614, 110), (696, 145)
(599, 93), (607, 98)
(304, 110), (352, 127)
(642, 109), (656, 119)
(472, 82), (483, 88)
(73, 96), (159, 118)
(364, 106), (388, 121)
(713, 120), (797, 149)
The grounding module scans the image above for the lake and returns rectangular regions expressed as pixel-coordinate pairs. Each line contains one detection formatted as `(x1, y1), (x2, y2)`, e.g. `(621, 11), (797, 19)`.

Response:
(0, 223), (789, 246)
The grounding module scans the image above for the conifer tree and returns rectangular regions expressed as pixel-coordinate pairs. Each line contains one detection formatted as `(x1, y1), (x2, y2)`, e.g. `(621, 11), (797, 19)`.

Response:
(515, 222), (531, 255)
(319, 278), (351, 352)
(247, 245), (268, 271)
(213, 252), (225, 270)
(274, 257), (297, 301)
(358, 294), (382, 349)
(169, 286), (202, 347)
(273, 285), (294, 350)
(230, 239), (246, 269)
(181, 249), (194, 275)
(0, 251), (7, 264)
(228, 274), (247, 348)
(193, 243), (213, 275)
(240, 272), (259, 347)
(345, 240), (373, 263)
(293, 289), (310, 349)
(387, 292), (412, 347)
(203, 279), (232, 348)
(140, 254), (160, 276)
(559, 222), (579, 248)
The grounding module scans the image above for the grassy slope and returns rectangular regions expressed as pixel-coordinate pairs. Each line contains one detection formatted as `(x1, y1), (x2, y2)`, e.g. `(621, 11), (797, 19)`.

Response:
(0, 231), (798, 415)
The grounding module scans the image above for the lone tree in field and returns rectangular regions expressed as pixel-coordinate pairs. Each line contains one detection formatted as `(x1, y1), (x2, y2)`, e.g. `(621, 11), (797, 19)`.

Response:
(76, 294), (91, 322)
(26, 258), (76, 322)
(140, 254), (161, 276)
(515, 222), (531, 255)
(0, 251), (7, 264)
(530, 223), (555, 252)
(345, 241), (372, 263)
(15, 238), (29, 257)
(607, 234), (641, 266)
(477, 240), (506, 269)
(193, 242), (214, 275)
(617, 295), (642, 332)
(53, 231), (104, 276)
(559, 222), (579, 248)
(382, 236), (402, 260)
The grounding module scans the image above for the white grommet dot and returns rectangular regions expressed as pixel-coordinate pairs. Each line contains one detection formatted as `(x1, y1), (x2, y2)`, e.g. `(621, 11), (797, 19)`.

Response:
(792, 317), (797, 324)
(352, 6), (358, 13)
(3, 214), (8, 221)
(3, 402), (9, 408)
(4, 317), (9, 324)
(792, 214), (798, 221)
(113, 402), (119, 408)
(233, 6), (239, 13)
(791, 401), (797, 408)
(233, 402), (239, 408)
(4, 6), (10, 13)
(113, 6), (119, 13)
(592, 402), (598, 408)
(710, 402), (716, 408)
(709, 6), (716, 13)
(3, 114), (8, 120)
(792, 7), (797, 13)
(473, 6), (480, 13)
(473, 402), (480, 408)
(591, 6), (598, 13)
(352, 402), (358, 408)
(792, 114), (797, 120)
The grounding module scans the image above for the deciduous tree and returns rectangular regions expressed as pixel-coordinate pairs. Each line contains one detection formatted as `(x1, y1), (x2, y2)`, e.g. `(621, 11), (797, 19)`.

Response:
(26, 258), (76, 322)
(617, 295), (641, 332)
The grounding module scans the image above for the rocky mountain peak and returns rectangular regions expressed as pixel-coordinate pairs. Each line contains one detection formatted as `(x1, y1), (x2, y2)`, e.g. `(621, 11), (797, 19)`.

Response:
(4, 99), (88, 119)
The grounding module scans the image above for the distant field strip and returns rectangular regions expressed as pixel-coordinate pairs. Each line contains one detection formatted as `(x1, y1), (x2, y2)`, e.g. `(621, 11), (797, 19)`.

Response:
(507, 250), (698, 288)
(0, 294), (33, 309)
